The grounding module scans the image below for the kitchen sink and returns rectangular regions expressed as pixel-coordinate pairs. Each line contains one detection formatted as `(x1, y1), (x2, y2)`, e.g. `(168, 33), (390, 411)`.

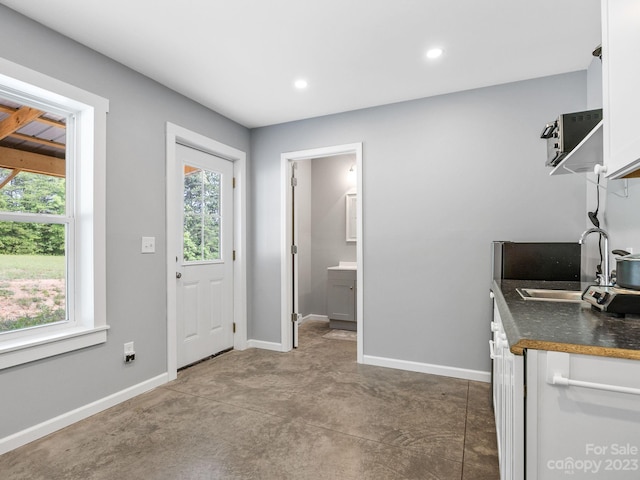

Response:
(516, 288), (585, 303)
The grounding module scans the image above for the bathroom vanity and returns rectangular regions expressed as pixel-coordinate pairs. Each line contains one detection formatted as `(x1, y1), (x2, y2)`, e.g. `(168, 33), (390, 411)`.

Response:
(327, 262), (357, 331)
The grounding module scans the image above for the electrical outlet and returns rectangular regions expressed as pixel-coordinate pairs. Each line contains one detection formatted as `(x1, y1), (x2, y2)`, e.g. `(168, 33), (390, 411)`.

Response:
(141, 236), (155, 254)
(124, 342), (135, 363)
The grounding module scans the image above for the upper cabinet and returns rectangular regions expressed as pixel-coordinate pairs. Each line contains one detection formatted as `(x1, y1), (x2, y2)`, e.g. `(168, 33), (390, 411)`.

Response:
(601, 0), (640, 178)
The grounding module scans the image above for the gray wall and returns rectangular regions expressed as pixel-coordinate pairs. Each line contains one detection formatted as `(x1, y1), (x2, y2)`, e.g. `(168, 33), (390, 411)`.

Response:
(586, 56), (640, 262)
(584, 57), (640, 278)
(606, 179), (640, 254)
(250, 72), (588, 371)
(584, 58), (605, 280)
(0, 5), (250, 438)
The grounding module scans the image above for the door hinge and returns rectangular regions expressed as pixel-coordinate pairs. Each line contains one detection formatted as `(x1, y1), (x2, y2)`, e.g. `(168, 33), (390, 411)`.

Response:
(291, 177), (298, 187)
(232, 177), (236, 188)
(233, 322), (236, 333)
(291, 245), (298, 255)
(233, 250), (236, 261)
(291, 313), (298, 323)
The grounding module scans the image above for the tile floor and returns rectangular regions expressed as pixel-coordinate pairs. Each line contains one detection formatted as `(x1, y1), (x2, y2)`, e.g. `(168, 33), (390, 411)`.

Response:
(0, 320), (499, 479)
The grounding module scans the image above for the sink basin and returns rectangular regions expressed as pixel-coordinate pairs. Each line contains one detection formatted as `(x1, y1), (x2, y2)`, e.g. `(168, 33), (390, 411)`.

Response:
(516, 288), (585, 303)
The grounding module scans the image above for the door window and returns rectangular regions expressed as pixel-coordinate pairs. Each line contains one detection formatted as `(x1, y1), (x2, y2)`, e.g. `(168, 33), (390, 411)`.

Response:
(182, 165), (222, 262)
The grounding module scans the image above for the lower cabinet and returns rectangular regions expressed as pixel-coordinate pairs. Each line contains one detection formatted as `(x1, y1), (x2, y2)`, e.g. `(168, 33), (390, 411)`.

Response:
(491, 302), (525, 480)
(526, 350), (640, 480)
(492, 301), (640, 480)
(327, 269), (356, 330)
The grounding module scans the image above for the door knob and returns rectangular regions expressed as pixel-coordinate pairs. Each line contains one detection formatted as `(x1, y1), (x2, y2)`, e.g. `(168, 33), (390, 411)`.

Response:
(176, 272), (182, 279)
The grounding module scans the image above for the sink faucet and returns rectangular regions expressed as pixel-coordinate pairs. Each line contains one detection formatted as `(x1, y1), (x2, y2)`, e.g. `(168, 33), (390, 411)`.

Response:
(579, 228), (611, 286)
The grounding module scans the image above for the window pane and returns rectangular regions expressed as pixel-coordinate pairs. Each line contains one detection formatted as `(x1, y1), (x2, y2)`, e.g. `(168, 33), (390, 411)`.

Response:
(203, 215), (220, 261)
(0, 169), (65, 215)
(183, 169), (203, 215)
(204, 170), (220, 215)
(183, 165), (222, 262)
(183, 212), (202, 262)
(0, 223), (66, 333)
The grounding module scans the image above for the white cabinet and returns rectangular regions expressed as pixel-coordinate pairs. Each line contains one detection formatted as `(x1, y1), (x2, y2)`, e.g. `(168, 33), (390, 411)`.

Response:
(491, 302), (525, 480)
(526, 350), (640, 479)
(601, 0), (640, 178)
(492, 317), (640, 480)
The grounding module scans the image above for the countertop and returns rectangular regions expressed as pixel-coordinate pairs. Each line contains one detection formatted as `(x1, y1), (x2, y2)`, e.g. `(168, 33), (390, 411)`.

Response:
(493, 279), (640, 360)
(327, 261), (357, 271)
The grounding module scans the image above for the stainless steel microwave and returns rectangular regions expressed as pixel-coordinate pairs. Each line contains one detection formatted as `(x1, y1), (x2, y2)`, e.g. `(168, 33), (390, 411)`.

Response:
(540, 108), (602, 167)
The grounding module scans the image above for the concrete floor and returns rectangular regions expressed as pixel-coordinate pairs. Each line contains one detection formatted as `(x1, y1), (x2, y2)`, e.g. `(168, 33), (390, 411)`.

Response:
(0, 320), (499, 479)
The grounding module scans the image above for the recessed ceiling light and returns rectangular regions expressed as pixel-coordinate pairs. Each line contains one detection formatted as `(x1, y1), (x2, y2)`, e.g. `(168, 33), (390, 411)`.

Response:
(426, 47), (444, 59)
(294, 79), (308, 89)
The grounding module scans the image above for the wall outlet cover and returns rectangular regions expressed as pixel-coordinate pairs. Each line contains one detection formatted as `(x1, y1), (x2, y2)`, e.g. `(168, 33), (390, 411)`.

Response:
(141, 236), (155, 254)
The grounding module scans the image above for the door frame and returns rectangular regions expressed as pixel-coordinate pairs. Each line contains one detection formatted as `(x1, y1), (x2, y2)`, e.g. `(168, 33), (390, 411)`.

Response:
(280, 143), (363, 363)
(166, 122), (247, 380)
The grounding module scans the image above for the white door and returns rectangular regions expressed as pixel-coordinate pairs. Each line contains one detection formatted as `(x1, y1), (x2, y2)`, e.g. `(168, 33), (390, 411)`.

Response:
(291, 161), (299, 348)
(176, 144), (234, 368)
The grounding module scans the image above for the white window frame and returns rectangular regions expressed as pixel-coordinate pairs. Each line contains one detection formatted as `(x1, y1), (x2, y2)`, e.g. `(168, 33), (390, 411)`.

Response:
(0, 57), (109, 370)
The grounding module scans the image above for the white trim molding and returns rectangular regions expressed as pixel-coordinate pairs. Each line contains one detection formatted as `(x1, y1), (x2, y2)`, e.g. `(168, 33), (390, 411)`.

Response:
(0, 326), (108, 370)
(246, 339), (285, 352)
(0, 56), (109, 369)
(363, 354), (491, 383)
(280, 143), (363, 362)
(0, 373), (168, 455)
(300, 314), (328, 325)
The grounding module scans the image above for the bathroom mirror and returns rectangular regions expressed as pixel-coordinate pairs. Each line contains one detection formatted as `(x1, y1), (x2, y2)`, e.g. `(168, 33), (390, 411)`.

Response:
(346, 193), (357, 242)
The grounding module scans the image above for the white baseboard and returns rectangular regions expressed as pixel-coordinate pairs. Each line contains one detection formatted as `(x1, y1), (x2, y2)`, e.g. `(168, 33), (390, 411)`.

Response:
(300, 314), (328, 325)
(0, 373), (168, 455)
(246, 339), (285, 352)
(363, 354), (490, 383)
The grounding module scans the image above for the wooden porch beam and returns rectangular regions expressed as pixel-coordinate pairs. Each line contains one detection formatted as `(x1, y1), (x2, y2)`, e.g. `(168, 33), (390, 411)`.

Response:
(0, 146), (65, 177)
(9, 132), (65, 151)
(0, 106), (44, 141)
(0, 104), (65, 129)
(0, 169), (20, 189)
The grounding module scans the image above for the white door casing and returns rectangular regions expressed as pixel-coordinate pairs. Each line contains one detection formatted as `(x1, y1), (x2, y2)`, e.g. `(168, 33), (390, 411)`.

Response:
(280, 143), (363, 362)
(166, 123), (247, 380)
(176, 144), (233, 368)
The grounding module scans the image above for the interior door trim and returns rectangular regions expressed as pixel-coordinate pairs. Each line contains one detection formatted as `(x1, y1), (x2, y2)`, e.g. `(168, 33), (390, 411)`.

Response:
(280, 143), (363, 363)
(166, 122), (247, 381)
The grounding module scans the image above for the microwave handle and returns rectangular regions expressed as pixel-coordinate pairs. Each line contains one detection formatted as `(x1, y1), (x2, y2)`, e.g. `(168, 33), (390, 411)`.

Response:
(540, 122), (557, 139)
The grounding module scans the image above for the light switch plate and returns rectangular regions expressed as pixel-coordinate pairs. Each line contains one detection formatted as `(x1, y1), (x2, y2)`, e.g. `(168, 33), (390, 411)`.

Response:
(141, 236), (155, 253)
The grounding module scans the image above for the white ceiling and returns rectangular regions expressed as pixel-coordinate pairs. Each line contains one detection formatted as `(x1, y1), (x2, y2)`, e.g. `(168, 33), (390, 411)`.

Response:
(0, 0), (602, 128)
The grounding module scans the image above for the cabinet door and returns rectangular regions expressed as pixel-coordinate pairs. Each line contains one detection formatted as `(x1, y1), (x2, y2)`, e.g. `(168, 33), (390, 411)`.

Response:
(491, 304), (504, 470)
(528, 350), (640, 480)
(327, 275), (355, 321)
(493, 302), (525, 480)
(602, 0), (640, 177)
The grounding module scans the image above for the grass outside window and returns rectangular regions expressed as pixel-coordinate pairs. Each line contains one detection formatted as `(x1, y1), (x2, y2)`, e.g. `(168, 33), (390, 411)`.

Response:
(0, 254), (65, 332)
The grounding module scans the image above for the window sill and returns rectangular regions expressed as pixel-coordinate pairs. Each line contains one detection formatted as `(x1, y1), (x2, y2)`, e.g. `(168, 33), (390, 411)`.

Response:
(0, 325), (109, 370)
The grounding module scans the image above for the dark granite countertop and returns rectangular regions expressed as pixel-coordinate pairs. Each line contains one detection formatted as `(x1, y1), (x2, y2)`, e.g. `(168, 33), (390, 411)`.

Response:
(492, 279), (640, 360)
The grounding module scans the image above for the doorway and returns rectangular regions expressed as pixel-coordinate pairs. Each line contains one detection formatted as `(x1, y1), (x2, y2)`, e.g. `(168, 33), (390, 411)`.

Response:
(280, 143), (363, 363)
(166, 123), (247, 380)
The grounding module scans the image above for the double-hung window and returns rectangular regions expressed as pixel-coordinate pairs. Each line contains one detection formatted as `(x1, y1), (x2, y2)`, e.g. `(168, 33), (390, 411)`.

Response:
(0, 58), (108, 369)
